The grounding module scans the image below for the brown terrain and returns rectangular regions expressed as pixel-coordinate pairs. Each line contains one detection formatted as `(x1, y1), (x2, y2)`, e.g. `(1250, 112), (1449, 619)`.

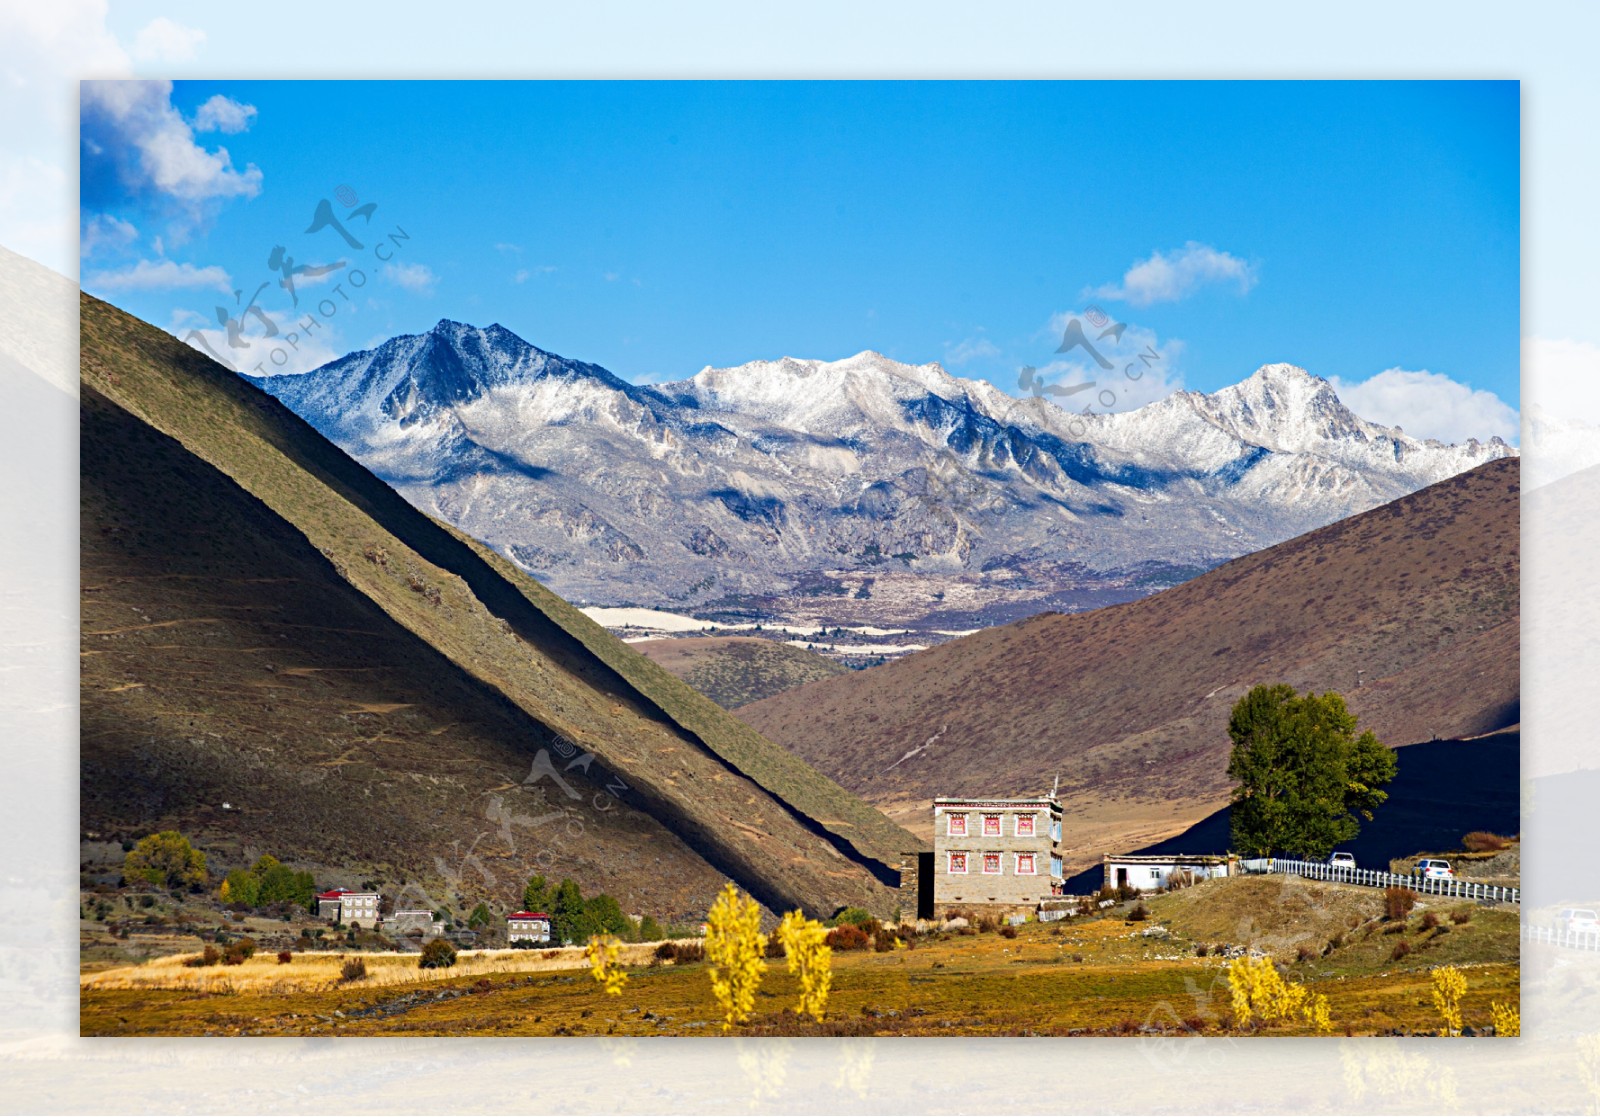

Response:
(738, 458), (1520, 871)
(80, 293), (918, 922)
(631, 635), (848, 709)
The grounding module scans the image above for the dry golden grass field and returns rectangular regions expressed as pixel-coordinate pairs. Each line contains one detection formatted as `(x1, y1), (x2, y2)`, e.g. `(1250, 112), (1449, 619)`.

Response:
(81, 880), (1518, 1038)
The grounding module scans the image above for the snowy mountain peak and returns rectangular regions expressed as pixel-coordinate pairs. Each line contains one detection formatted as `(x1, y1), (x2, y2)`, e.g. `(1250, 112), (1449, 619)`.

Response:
(246, 321), (1517, 613)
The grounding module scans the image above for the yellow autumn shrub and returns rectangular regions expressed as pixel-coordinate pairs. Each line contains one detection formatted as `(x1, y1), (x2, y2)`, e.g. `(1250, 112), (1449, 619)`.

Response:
(1490, 1001), (1519, 1037)
(585, 933), (627, 996)
(1431, 965), (1466, 1036)
(1226, 955), (1333, 1034)
(705, 883), (768, 1030)
(776, 910), (832, 1021)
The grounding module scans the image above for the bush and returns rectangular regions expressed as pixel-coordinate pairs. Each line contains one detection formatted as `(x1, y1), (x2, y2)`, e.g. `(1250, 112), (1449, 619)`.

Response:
(831, 907), (876, 928)
(1116, 883), (1141, 903)
(1390, 939), (1412, 962)
(873, 927), (899, 952)
(1127, 903), (1149, 922)
(824, 924), (870, 951)
(668, 941), (704, 965)
(123, 831), (207, 890)
(653, 941), (677, 962)
(1384, 886), (1417, 921)
(1296, 944), (1316, 963)
(637, 915), (665, 942)
(341, 956), (367, 982)
(1462, 831), (1512, 853)
(276, 950), (292, 964)
(1451, 909), (1473, 925)
(185, 944), (221, 967)
(999, 924), (1018, 940)
(1420, 911), (1440, 931)
(419, 938), (457, 969)
(976, 915), (998, 934)
(764, 934), (787, 959)
(1195, 943), (1210, 957)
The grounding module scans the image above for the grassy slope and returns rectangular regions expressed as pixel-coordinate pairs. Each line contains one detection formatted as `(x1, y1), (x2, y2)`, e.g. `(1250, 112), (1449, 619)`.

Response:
(738, 459), (1520, 861)
(82, 383), (733, 919)
(81, 293), (915, 915)
(627, 636), (849, 709)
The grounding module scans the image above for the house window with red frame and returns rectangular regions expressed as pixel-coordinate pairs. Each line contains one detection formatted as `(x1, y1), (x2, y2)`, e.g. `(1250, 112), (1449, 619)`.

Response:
(947, 813), (968, 838)
(1015, 853), (1036, 875)
(982, 814), (1001, 837)
(982, 852), (1002, 874)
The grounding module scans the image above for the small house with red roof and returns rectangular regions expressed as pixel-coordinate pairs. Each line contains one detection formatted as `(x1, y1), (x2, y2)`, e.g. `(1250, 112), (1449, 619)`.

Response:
(507, 910), (551, 945)
(316, 887), (380, 925)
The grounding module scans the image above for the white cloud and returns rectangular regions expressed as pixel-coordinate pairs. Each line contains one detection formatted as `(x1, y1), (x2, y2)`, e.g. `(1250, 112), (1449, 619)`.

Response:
(1525, 336), (1600, 427)
(494, 242), (522, 255)
(182, 321), (343, 378)
(1092, 241), (1257, 306)
(381, 261), (437, 294)
(79, 213), (137, 257)
(1026, 312), (1185, 412)
(1329, 367), (1518, 445)
(85, 257), (232, 294)
(0, 2), (134, 269)
(192, 94), (256, 134)
(130, 17), (205, 63)
(945, 335), (1000, 365)
(81, 79), (261, 204)
(512, 264), (556, 284)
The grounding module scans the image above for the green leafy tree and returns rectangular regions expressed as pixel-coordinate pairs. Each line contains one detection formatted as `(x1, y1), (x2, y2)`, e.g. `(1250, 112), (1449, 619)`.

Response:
(123, 831), (207, 890)
(467, 901), (494, 930)
(522, 874), (553, 913)
(1226, 684), (1398, 859)
(637, 914), (665, 942)
(551, 878), (595, 945)
(221, 868), (261, 907)
(585, 894), (632, 939)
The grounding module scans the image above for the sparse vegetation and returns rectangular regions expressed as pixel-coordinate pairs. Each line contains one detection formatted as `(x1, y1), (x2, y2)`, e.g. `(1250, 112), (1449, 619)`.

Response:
(340, 957), (367, 983)
(1462, 831), (1513, 853)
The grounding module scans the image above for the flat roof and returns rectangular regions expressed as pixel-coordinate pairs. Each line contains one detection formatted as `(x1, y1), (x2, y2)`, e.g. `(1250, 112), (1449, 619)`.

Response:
(1102, 853), (1233, 864)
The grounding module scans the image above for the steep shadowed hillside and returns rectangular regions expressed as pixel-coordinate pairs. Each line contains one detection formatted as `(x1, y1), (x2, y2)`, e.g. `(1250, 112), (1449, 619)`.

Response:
(738, 459), (1519, 870)
(631, 636), (849, 709)
(80, 293), (917, 919)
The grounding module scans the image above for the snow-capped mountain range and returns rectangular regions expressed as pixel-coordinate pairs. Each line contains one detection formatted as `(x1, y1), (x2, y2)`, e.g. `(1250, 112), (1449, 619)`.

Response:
(248, 319), (1514, 619)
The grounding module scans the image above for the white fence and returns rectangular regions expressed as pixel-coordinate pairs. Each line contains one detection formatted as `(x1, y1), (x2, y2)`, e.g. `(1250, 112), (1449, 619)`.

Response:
(1524, 925), (1600, 952)
(1242, 857), (1520, 905)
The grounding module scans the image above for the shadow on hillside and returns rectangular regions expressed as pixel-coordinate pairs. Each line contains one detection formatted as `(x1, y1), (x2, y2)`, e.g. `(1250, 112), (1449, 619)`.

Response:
(1064, 730), (1521, 894)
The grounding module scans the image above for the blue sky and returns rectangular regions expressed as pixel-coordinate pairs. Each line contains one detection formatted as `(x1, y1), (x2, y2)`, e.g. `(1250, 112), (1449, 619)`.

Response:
(79, 80), (1521, 442)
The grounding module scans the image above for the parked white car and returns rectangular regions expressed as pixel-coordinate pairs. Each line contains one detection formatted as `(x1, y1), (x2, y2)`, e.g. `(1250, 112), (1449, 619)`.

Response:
(1415, 858), (1454, 879)
(1561, 908), (1600, 935)
(1329, 852), (1356, 869)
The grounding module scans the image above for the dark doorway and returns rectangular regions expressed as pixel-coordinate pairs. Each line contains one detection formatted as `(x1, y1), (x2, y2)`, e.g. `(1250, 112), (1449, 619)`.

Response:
(1116, 867), (1129, 889)
(917, 852), (934, 920)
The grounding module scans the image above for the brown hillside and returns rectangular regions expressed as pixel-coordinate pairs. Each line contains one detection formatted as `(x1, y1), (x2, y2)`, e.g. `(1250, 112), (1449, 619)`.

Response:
(80, 293), (916, 919)
(632, 636), (848, 709)
(738, 458), (1519, 869)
